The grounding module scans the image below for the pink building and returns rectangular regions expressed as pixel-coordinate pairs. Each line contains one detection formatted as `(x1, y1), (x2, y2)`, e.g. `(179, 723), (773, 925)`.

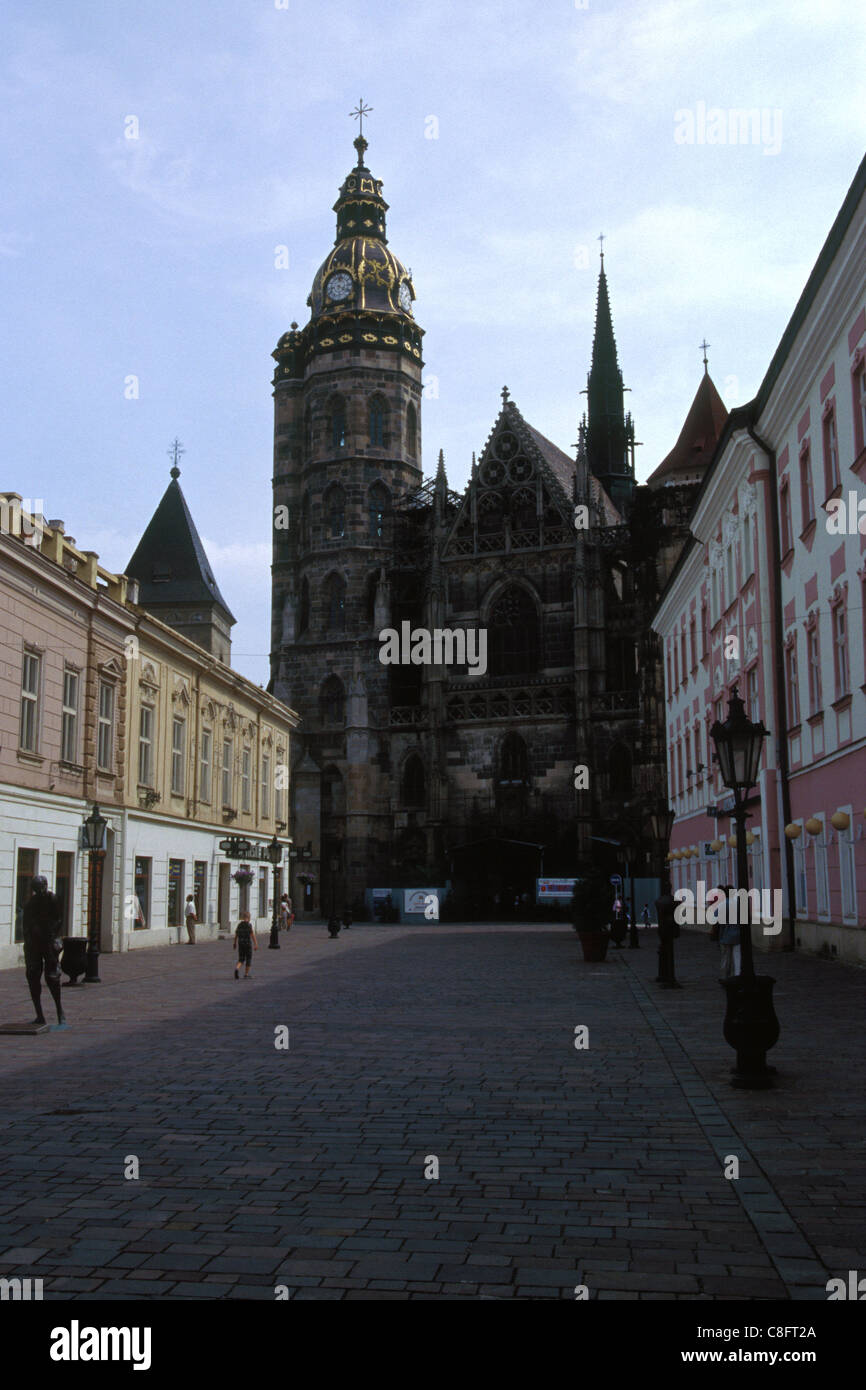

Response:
(653, 153), (866, 962)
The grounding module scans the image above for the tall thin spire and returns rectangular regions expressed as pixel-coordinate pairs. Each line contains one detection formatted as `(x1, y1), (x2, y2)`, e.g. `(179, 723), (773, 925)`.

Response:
(584, 249), (635, 512)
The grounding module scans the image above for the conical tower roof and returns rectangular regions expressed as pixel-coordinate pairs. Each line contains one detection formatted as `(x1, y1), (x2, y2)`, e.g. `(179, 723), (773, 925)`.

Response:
(127, 468), (235, 622)
(646, 372), (728, 488)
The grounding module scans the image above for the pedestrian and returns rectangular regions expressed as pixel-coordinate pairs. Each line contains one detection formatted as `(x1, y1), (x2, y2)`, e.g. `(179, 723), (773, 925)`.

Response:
(641, 902), (651, 930)
(717, 883), (741, 978)
(278, 895), (291, 932)
(22, 876), (66, 1028)
(233, 910), (257, 979)
(184, 893), (197, 944)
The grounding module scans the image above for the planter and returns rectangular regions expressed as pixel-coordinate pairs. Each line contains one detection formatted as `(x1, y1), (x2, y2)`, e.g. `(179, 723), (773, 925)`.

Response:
(327, 917), (341, 939)
(578, 931), (609, 962)
(61, 937), (89, 986)
(721, 975), (779, 1087)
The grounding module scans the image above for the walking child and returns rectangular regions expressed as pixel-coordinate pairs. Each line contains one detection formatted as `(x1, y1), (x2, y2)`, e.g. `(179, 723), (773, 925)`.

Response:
(233, 910), (257, 979)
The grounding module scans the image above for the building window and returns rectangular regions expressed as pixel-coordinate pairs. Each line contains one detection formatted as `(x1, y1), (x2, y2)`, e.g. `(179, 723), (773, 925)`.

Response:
(402, 754), (425, 806)
(710, 568), (719, 625)
(822, 405), (840, 495)
(673, 639), (679, 690)
(793, 837), (807, 917)
(489, 586), (540, 676)
(15, 847), (38, 941)
(368, 482), (389, 540)
(330, 397), (346, 451)
(724, 542), (737, 606)
(222, 738), (233, 807)
(241, 747), (251, 813)
(134, 857), (151, 929)
(747, 665), (760, 722)
(275, 748), (286, 826)
(831, 601), (849, 697)
(406, 402), (417, 457)
(785, 639), (800, 726)
(680, 628), (687, 684)
(262, 752), (271, 818)
(325, 574), (346, 631)
(853, 357), (866, 457)
(666, 647), (673, 697)
(701, 600), (709, 659)
(97, 681), (115, 771)
(369, 395), (387, 448)
(320, 675), (345, 725)
(258, 868), (268, 919)
(19, 650), (41, 752)
(780, 478), (793, 555)
(799, 444), (815, 528)
(171, 717), (186, 796)
(55, 850), (74, 934)
(689, 617), (697, 672)
(61, 667), (79, 763)
(742, 512), (752, 578)
(840, 830), (857, 920)
(200, 727), (212, 802)
(326, 485), (345, 539)
(806, 620), (822, 713)
(139, 705), (154, 785)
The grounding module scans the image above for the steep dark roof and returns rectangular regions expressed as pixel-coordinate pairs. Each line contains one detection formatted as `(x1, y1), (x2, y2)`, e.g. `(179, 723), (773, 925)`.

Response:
(126, 474), (235, 621)
(646, 371), (728, 488)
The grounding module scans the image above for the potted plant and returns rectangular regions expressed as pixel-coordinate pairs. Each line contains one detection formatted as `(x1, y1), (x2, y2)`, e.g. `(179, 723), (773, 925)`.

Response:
(571, 873), (612, 962)
(232, 864), (255, 888)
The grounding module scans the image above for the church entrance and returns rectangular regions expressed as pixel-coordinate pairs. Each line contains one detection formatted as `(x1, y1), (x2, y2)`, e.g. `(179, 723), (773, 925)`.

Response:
(447, 837), (544, 919)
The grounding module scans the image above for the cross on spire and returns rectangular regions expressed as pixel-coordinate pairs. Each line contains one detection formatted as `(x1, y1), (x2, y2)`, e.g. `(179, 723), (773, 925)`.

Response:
(350, 99), (373, 137)
(699, 339), (710, 372)
(597, 232), (605, 265)
(501, 385), (510, 405)
(167, 438), (185, 479)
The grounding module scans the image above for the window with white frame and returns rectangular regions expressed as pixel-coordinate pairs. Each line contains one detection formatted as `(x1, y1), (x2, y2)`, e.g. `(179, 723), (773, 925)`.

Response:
(61, 667), (79, 763)
(779, 478), (793, 555)
(831, 600), (849, 697)
(822, 404), (840, 495)
(785, 637), (800, 726)
(710, 569), (719, 625)
(793, 836), (808, 918)
(854, 357), (866, 456)
(222, 738), (233, 807)
(97, 681), (115, 771)
(840, 827), (857, 920)
(20, 649), (42, 752)
(747, 665), (760, 722)
(171, 717), (186, 796)
(725, 541), (737, 607)
(138, 705), (154, 785)
(742, 511), (753, 578)
(806, 620), (822, 713)
(261, 751), (271, 818)
(200, 728), (212, 803)
(275, 748), (285, 825)
(241, 747), (251, 813)
(800, 444), (815, 528)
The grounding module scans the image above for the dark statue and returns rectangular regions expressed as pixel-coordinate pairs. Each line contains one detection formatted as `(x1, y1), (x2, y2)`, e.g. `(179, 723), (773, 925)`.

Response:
(23, 876), (67, 1028)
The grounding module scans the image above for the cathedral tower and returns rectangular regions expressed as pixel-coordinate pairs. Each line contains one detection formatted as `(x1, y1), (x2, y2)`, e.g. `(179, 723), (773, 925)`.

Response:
(270, 124), (423, 909)
(584, 251), (636, 514)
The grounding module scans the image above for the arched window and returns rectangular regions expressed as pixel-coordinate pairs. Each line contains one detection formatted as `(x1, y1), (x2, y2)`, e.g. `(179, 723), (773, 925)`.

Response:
(401, 754), (425, 807)
(499, 732), (529, 785)
(511, 487), (536, 533)
(489, 586), (540, 676)
(368, 481), (390, 540)
(406, 402), (417, 457)
(330, 396), (346, 451)
(478, 491), (503, 535)
(369, 395), (388, 448)
(324, 484), (345, 539)
(320, 677), (345, 726)
(325, 574), (346, 631)
(298, 577), (310, 635)
(609, 744), (632, 801)
(321, 764), (345, 814)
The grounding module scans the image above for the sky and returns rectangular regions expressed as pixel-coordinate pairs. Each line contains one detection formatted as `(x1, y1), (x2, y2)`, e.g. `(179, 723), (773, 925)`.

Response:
(2, 0), (864, 687)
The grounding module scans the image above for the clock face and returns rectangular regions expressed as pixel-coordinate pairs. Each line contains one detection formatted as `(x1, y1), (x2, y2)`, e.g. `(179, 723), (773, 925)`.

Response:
(326, 271), (353, 302)
(398, 281), (412, 312)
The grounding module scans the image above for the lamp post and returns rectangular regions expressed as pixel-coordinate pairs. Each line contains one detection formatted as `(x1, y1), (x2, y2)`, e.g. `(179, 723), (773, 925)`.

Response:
(648, 800), (679, 987)
(710, 684), (779, 1088)
(328, 850), (341, 938)
(266, 834), (282, 949)
(82, 802), (107, 983)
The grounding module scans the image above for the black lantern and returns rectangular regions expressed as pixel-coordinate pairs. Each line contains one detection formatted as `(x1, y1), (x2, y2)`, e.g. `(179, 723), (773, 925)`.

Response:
(267, 834), (282, 949)
(709, 685), (767, 796)
(648, 801), (675, 847)
(709, 686), (778, 1088)
(82, 802), (107, 982)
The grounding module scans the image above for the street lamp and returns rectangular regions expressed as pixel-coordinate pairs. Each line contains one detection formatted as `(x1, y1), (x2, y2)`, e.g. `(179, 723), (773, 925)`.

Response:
(710, 684), (779, 1088)
(266, 834), (282, 949)
(82, 802), (107, 982)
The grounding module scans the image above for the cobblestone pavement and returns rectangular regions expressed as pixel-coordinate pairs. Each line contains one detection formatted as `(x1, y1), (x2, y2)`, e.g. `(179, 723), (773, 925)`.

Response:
(0, 923), (861, 1301)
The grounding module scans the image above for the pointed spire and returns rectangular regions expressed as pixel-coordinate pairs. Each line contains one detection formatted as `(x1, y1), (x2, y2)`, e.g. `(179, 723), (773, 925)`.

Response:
(585, 248), (634, 510)
(699, 338), (710, 374)
(434, 449), (448, 523)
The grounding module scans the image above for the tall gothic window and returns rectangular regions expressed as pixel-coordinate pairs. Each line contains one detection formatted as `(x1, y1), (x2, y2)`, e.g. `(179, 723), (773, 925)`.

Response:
(478, 491), (503, 535)
(298, 577), (310, 635)
(369, 395), (388, 448)
(322, 764), (345, 815)
(609, 744), (632, 801)
(511, 487), (536, 533)
(499, 732), (529, 785)
(368, 481), (390, 540)
(325, 574), (346, 631)
(401, 754), (425, 807)
(489, 586), (540, 676)
(330, 396), (347, 451)
(325, 484), (345, 538)
(406, 403), (417, 457)
(319, 677), (345, 726)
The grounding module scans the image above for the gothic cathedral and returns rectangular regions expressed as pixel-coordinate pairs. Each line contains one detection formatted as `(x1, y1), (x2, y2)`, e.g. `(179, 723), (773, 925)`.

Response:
(269, 131), (727, 917)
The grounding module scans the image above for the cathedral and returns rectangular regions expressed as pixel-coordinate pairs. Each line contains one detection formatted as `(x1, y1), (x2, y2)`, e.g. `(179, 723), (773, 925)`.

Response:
(268, 128), (727, 917)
